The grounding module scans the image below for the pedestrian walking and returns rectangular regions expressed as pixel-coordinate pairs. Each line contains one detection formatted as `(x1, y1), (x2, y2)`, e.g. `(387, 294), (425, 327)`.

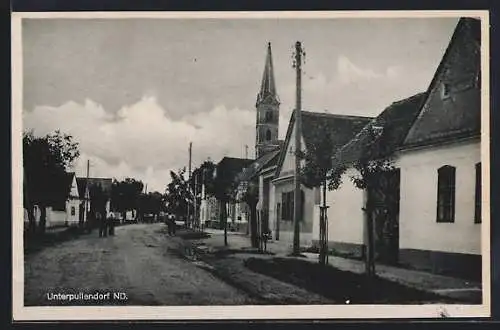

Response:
(98, 211), (107, 237)
(108, 213), (115, 236)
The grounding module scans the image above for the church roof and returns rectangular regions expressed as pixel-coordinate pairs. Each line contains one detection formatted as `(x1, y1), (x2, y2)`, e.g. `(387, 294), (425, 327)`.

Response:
(275, 110), (372, 178)
(402, 17), (481, 148)
(256, 42), (279, 105)
(333, 93), (426, 167)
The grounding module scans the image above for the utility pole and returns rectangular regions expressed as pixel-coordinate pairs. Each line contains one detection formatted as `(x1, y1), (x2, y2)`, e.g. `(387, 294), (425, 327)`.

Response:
(292, 41), (304, 255)
(187, 142), (192, 228)
(194, 173), (198, 230)
(83, 159), (90, 227)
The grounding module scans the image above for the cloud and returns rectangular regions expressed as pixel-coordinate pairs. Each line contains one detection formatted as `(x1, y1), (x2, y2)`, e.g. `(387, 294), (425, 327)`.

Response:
(336, 55), (383, 84)
(276, 55), (430, 119)
(23, 97), (256, 192)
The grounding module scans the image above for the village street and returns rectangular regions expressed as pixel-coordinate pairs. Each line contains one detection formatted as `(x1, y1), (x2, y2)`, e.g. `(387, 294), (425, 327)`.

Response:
(24, 223), (256, 306)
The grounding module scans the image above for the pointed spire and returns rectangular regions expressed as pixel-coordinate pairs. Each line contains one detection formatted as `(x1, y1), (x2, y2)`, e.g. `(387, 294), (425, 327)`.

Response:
(257, 42), (279, 104)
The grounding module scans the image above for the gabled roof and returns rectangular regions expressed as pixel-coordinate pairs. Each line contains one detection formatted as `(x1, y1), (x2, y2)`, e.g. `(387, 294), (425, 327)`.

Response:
(402, 17), (481, 148)
(275, 110), (373, 178)
(333, 93), (426, 167)
(76, 177), (113, 198)
(236, 148), (281, 183)
(256, 42), (279, 106)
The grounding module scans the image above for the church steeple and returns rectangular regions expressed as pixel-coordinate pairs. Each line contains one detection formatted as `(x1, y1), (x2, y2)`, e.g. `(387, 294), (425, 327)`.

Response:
(255, 42), (280, 159)
(257, 42), (279, 106)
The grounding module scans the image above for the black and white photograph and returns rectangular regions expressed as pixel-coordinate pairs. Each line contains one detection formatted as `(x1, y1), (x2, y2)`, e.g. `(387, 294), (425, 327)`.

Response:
(12, 11), (490, 320)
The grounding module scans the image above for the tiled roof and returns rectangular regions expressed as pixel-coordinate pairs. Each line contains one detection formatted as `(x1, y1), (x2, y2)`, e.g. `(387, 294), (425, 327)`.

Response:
(76, 177), (113, 198)
(275, 110), (372, 177)
(333, 93), (426, 167)
(236, 149), (281, 183)
(403, 18), (481, 148)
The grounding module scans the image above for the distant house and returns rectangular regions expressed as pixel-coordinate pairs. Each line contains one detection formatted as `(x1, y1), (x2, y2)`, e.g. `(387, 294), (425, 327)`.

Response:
(211, 157), (254, 228)
(76, 177), (113, 224)
(32, 172), (80, 228)
(271, 111), (372, 246)
(233, 148), (281, 233)
(330, 18), (481, 279)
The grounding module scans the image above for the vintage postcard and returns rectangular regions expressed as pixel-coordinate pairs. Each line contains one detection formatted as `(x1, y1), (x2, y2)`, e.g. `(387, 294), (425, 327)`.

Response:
(11, 10), (490, 321)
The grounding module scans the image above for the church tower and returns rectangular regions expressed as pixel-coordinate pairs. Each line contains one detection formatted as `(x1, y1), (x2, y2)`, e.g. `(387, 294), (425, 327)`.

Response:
(255, 42), (280, 159)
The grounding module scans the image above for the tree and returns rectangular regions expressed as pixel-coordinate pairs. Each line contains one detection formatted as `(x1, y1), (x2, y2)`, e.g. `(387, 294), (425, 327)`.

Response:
(240, 180), (259, 249)
(165, 168), (191, 220)
(137, 191), (165, 222)
(23, 130), (80, 234)
(110, 178), (144, 220)
(298, 125), (345, 265)
(349, 125), (395, 277)
(207, 160), (242, 247)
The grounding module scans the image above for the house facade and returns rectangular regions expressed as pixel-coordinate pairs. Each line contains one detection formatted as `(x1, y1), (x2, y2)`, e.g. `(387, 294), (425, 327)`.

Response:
(31, 172), (81, 228)
(271, 111), (372, 247)
(396, 17), (481, 279)
(325, 18), (481, 279)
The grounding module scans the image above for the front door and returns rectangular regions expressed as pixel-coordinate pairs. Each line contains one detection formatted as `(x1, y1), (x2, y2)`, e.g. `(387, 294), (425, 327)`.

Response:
(368, 168), (401, 265)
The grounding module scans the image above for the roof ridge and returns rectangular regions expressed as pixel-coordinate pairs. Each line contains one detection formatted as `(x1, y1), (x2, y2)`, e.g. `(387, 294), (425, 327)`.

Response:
(301, 110), (374, 120)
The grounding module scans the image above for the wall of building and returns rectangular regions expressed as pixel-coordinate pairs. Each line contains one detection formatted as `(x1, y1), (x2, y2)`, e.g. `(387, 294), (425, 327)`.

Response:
(319, 168), (365, 254)
(398, 140), (481, 255)
(66, 199), (80, 226)
(272, 178), (316, 246)
(46, 207), (66, 228)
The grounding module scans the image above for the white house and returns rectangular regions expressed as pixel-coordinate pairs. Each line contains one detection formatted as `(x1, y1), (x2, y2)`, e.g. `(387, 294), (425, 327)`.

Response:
(271, 111), (372, 247)
(327, 18), (481, 279)
(326, 93), (426, 261)
(396, 17), (481, 279)
(31, 172), (81, 228)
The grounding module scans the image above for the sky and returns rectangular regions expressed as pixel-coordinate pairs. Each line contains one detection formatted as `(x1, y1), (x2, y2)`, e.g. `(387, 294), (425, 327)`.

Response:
(21, 16), (459, 193)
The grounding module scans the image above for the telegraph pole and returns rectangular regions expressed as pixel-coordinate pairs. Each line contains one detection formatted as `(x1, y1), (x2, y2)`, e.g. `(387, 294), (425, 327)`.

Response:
(187, 142), (192, 228)
(194, 173), (198, 230)
(83, 159), (90, 227)
(292, 41), (304, 255)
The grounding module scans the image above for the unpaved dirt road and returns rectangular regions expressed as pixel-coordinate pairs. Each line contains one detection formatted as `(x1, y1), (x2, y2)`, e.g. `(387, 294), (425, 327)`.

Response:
(24, 223), (256, 306)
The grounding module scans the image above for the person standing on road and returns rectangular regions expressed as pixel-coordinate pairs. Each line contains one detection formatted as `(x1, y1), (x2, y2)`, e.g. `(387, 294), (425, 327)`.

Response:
(98, 211), (107, 238)
(108, 213), (115, 236)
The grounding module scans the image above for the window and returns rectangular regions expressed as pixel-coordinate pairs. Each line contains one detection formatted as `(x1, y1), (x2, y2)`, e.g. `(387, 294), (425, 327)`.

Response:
(475, 162), (481, 223)
(266, 129), (272, 141)
(71, 206), (76, 216)
(441, 82), (451, 99)
(265, 111), (273, 122)
(281, 190), (305, 221)
(437, 165), (456, 222)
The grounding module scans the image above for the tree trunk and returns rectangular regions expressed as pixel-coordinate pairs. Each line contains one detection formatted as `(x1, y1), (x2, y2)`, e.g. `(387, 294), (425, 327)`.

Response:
(363, 188), (376, 277)
(221, 200), (228, 246)
(249, 202), (258, 248)
(319, 181), (328, 265)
